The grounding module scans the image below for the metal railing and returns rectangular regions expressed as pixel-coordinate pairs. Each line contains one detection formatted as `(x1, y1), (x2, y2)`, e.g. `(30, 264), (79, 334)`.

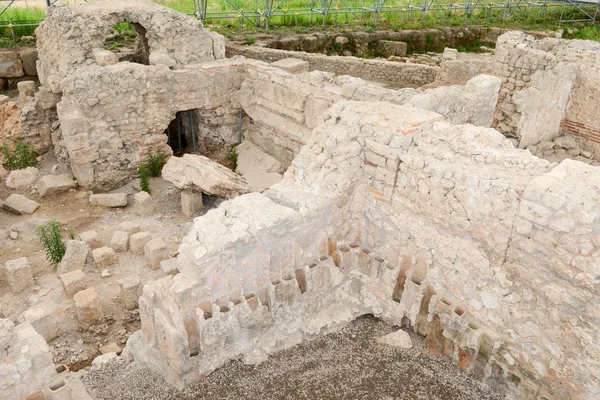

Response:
(1, 0), (598, 35)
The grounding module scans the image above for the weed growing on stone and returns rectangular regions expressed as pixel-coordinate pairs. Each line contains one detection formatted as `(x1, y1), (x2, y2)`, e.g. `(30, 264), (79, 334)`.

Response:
(245, 36), (256, 45)
(140, 166), (151, 194)
(142, 147), (168, 177)
(229, 147), (238, 171)
(38, 220), (66, 267)
(1, 142), (38, 170)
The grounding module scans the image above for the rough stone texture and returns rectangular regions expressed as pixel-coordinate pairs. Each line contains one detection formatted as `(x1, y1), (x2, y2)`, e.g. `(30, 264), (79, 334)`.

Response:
(23, 304), (59, 343)
(18, 80), (36, 105)
(36, 0), (225, 94)
(162, 154), (250, 198)
(270, 58), (310, 74)
(4, 257), (34, 294)
(2, 194), (40, 214)
(134, 191), (153, 216)
(119, 221), (141, 235)
(130, 231), (152, 255)
(92, 247), (118, 268)
(89, 193), (128, 207)
(0, 51), (24, 78)
(180, 190), (203, 218)
(160, 258), (179, 276)
(110, 231), (129, 252)
(376, 40), (407, 57)
(376, 329), (413, 349)
(56, 240), (90, 274)
(119, 276), (142, 311)
(19, 48), (38, 76)
(235, 141), (282, 175)
(78, 230), (102, 249)
(144, 237), (169, 270)
(73, 287), (104, 326)
(59, 269), (88, 297)
(0, 319), (58, 400)
(437, 48), (494, 85)
(6, 166), (39, 189)
(36, 173), (77, 197)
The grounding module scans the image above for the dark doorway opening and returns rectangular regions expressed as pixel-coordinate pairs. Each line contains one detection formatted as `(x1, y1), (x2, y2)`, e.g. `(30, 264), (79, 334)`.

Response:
(165, 110), (197, 156)
(104, 22), (150, 65)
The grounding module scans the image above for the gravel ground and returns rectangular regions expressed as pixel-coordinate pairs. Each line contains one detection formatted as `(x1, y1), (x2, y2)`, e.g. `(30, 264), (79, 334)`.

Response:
(82, 315), (507, 400)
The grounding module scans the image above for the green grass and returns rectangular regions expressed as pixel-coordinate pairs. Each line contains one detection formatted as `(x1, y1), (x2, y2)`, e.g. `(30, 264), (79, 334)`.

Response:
(1, 0), (600, 46)
(1, 142), (38, 170)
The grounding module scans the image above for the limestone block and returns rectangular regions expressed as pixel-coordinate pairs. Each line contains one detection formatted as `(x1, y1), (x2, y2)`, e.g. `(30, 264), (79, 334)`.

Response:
(93, 49), (118, 66)
(376, 40), (407, 57)
(335, 36), (349, 45)
(160, 258), (179, 276)
(162, 154), (250, 198)
(181, 190), (203, 218)
(134, 191), (154, 216)
(271, 58), (310, 74)
(19, 48), (38, 76)
(37, 174), (76, 197)
(17, 80), (36, 105)
(99, 342), (122, 355)
(6, 167), (39, 189)
(59, 269), (87, 297)
(3, 194), (40, 214)
(130, 232), (152, 255)
(57, 240), (90, 274)
(89, 193), (128, 207)
(5, 257), (34, 293)
(118, 221), (141, 235)
(110, 231), (129, 252)
(0, 51), (24, 78)
(149, 52), (176, 67)
(144, 238), (169, 269)
(118, 276), (141, 311)
(24, 304), (59, 342)
(240, 171), (282, 193)
(78, 230), (102, 249)
(92, 247), (117, 268)
(73, 287), (103, 326)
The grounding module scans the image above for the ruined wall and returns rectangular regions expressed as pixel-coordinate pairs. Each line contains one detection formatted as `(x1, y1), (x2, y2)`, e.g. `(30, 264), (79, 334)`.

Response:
(57, 60), (245, 189)
(0, 319), (58, 400)
(36, 0), (225, 94)
(227, 45), (438, 88)
(492, 32), (600, 150)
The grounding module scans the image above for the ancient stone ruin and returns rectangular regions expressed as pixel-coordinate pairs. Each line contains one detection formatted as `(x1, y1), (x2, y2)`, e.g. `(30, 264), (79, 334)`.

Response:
(2, 0), (600, 399)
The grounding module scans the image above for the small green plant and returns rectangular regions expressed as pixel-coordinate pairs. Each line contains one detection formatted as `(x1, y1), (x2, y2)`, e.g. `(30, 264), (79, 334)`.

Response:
(245, 36), (256, 45)
(69, 232), (75, 240)
(1, 142), (38, 170)
(140, 166), (151, 194)
(142, 147), (168, 177)
(229, 147), (238, 171)
(105, 42), (123, 51)
(38, 220), (66, 267)
(365, 25), (374, 33)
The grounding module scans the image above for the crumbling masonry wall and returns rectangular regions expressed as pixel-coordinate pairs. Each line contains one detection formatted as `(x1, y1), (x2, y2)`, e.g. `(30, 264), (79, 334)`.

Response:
(131, 100), (600, 399)
(492, 32), (600, 150)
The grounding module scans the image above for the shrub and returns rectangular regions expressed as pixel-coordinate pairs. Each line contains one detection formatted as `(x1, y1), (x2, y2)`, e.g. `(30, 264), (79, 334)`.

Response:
(142, 147), (168, 177)
(1, 142), (38, 170)
(38, 220), (66, 267)
(229, 147), (238, 171)
(245, 36), (256, 45)
(140, 166), (151, 194)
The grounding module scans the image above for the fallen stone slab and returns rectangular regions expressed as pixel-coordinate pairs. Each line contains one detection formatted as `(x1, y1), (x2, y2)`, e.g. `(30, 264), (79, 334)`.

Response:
(3, 194), (40, 214)
(89, 193), (128, 207)
(162, 154), (250, 198)
(5, 257), (34, 294)
(0, 51), (24, 78)
(241, 171), (283, 193)
(376, 329), (412, 349)
(37, 174), (77, 197)
(235, 141), (282, 175)
(92, 247), (117, 268)
(6, 167), (38, 189)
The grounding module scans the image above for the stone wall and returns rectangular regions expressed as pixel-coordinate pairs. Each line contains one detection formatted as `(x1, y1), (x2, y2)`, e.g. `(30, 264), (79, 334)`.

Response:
(491, 32), (600, 150)
(130, 99), (600, 398)
(0, 48), (38, 90)
(1, 319), (58, 400)
(36, 0), (225, 94)
(227, 45), (438, 88)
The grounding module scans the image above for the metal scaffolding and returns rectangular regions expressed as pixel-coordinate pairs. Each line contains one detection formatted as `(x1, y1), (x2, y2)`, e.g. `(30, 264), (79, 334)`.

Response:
(1, 0), (598, 34)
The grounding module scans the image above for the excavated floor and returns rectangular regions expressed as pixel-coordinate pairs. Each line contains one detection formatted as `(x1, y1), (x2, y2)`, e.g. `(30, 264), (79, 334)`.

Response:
(81, 315), (506, 400)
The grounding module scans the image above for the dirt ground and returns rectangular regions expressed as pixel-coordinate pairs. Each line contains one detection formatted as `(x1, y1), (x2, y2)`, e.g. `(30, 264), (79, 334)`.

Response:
(81, 315), (507, 400)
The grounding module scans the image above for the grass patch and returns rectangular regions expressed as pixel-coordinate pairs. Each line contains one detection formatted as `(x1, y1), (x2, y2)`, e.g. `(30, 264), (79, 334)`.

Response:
(1, 142), (38, 170)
